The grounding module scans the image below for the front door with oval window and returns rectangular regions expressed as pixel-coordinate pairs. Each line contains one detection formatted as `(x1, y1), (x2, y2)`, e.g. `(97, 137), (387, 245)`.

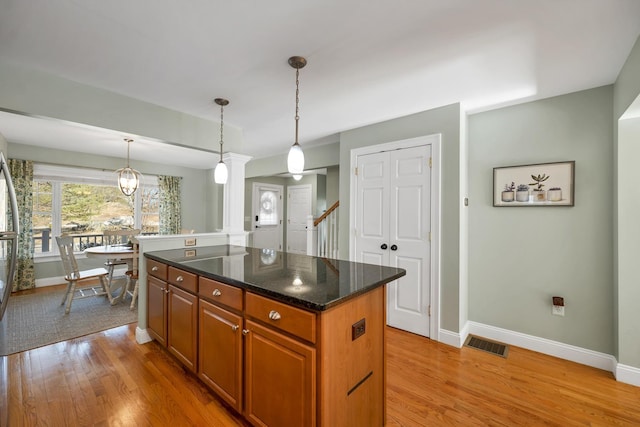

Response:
(252, 183), (283, 251)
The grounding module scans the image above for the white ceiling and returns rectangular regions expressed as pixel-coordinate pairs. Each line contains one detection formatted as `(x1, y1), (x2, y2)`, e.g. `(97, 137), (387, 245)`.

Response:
(1, 0), (639, 168)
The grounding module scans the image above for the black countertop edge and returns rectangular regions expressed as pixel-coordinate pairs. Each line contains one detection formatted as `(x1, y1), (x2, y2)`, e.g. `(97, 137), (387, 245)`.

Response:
(143, 251), (405, 312)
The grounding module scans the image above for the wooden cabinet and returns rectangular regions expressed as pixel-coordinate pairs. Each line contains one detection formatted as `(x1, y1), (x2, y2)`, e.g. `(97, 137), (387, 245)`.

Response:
(147, 261), (198, 373)
(198, 298), (243, 412)
(168, 285), (198, 372)
(243, 318), (316, 427)
(147, 275), (168, 346)
(148, 258), (386, 427)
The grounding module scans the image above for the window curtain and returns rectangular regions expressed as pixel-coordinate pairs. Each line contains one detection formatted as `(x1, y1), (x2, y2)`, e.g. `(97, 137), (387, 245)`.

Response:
(158, 175), (182, 235)
(8, 159), (35, 291)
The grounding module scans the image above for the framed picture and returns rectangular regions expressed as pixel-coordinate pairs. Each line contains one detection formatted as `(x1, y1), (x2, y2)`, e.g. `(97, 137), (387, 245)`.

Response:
(493, 161), (575, 207)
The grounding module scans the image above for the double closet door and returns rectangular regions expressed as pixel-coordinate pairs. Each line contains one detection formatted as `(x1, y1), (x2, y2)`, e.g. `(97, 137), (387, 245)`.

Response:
(354, 144), (432, 337)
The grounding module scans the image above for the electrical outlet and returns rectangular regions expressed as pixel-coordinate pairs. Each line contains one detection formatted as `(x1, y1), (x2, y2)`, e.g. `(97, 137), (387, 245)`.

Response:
(552, 305), (565, 316)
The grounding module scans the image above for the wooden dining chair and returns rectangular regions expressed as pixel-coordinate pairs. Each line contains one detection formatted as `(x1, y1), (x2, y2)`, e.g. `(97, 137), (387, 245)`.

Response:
(124, 237), (140, 310)
(56, 236), (113, 314)
(103, 228), (141, 284)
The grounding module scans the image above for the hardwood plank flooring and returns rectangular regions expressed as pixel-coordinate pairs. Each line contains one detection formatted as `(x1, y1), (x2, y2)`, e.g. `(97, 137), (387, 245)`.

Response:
(6, 323), (640, 426)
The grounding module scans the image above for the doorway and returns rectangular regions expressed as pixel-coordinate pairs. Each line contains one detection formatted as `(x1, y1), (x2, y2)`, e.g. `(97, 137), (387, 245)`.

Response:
(350, 134), (441, 338)
(251, 183), (283, 250)
(287, 184), (312, 254)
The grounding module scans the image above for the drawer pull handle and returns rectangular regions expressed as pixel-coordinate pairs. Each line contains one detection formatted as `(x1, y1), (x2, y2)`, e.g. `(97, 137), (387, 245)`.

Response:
(164, 289), (170, 294)
(176, 275), (184, 282)
(212, 289), (222, 297)
(268, 310), (281, 321)
(151, 266), (159, 272)
(242, 329), (250, 335)
(231, 325), (239, 332)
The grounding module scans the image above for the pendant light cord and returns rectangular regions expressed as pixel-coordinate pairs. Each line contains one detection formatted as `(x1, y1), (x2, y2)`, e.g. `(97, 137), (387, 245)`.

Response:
(219, 103), (224, 162)
(294, 66), (300, 145)
(125, 138), (132, 167)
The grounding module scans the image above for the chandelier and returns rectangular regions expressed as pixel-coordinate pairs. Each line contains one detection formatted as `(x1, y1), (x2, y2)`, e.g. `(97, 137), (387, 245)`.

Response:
(116, 138), (141, 196)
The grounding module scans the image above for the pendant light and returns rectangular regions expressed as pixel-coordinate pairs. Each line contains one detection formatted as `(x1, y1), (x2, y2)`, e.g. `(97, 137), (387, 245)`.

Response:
(214, 98), (229, 184)
(116, 138), (141, 196)
(287, 56), (307, 175)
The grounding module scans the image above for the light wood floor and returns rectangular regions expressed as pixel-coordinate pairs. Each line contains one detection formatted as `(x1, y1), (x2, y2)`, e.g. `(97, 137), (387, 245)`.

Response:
(6, 323), (640, 426)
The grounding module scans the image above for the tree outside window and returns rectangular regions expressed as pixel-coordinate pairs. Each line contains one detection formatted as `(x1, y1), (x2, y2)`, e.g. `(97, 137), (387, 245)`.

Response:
(31, 165), (159, 255)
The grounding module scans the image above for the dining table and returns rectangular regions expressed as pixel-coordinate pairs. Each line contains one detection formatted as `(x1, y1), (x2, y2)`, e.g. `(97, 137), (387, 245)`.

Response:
(84, 244), (134, 304)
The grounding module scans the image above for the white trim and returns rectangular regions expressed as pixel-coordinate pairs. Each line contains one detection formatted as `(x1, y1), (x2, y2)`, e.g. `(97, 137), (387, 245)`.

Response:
(136, 327), (153, 344)
(615, 363), (640, 387)
(467, 321), (616, 372)
(439, 328), (465, 348)
(35, 276), (65, 288)
(349, 134), (442, 341)
(34, 162), (159, 186)
(35, 266), (129, 288)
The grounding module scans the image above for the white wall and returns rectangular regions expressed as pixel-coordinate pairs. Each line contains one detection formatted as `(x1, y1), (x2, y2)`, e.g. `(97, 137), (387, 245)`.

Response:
(614, 35), (640, 371)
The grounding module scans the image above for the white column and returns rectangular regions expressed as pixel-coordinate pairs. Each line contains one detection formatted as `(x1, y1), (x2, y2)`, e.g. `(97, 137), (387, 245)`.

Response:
(221, 153), (252, 244)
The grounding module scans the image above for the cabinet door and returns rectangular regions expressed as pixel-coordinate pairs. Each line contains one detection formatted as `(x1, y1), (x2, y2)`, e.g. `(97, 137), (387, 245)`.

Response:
(244, 319), (316, 427)
(147, 275), (167, 346)
(198, 299), (243, 412)
(168, 285), (198, 372)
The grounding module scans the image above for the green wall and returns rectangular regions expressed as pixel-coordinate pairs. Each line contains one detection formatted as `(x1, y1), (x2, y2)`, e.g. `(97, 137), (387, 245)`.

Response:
(326, 165), (340, 207)
(339, 103), (464, 333)
(245, 142), (340, 178)
(468, 86), (614, 354)
(0, 61), (243, 153)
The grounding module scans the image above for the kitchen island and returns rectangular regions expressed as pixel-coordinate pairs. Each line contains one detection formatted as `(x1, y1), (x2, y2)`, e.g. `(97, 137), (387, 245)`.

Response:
(144, 245), (406, 427)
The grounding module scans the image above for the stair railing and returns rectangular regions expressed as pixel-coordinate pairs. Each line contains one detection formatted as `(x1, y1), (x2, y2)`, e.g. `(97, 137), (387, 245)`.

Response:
(306, 201), (339, 258)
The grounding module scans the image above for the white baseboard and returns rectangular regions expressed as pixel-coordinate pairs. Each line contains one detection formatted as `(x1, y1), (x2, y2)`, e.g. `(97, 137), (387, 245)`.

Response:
(35, 276), (65, 288)
(616, 363), (640, 387)
(35, 268), (128, 288)
(136, 327), (152, 344)
(438, 328), (465, 348)
(467, 321), (616, 373)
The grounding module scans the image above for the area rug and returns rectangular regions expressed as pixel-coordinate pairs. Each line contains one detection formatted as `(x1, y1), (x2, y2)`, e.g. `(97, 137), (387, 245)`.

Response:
(0, 282), (138, 355)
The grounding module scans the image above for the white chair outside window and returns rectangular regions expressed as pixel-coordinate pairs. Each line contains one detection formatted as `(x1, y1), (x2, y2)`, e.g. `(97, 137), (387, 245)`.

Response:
(56, 236), (112, 314)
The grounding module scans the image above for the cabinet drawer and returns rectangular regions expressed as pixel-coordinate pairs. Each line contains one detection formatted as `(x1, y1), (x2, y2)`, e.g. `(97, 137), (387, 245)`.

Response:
(147, 259), (167, 281)
(168, 266), (198, 293)
(199, 277), (243, 311)
(245, 293), (316, 344)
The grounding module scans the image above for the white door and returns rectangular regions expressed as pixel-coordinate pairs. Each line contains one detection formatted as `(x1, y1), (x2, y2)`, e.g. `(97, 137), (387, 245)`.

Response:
(252, 183), (283, 250)
(287, 184), (312, 254)
(355, 144), (432, 337)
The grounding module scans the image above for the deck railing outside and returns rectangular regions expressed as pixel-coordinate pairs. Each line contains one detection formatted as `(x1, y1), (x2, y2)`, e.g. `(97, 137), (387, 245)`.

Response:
(33, 229), (156, 254)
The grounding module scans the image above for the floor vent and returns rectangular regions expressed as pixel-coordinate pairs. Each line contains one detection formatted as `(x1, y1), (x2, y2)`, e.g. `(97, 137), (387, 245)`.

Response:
(464, 335), (509, 358)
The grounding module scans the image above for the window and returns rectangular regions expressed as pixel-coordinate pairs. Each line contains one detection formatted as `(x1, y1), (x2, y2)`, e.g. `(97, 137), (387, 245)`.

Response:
(259, 190), (279, 226)
(32, 164), (159, 256)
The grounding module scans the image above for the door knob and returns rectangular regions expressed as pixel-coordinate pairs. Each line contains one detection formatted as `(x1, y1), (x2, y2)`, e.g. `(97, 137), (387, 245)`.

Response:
(390, 244), (398, 251)
(380, 243), (388, 250)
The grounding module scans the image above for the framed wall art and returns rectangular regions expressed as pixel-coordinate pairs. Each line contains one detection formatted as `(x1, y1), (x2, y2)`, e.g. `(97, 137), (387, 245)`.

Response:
(493, 161), (575, 207)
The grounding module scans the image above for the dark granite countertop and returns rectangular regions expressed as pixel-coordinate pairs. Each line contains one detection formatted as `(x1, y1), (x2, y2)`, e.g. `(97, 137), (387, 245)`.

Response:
(144, 245), (406, 312)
